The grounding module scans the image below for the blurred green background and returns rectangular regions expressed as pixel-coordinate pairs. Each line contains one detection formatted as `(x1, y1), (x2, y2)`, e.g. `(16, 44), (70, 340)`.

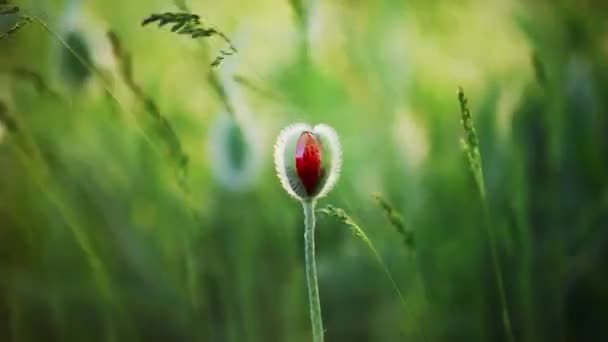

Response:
(1, 0), (608, 341)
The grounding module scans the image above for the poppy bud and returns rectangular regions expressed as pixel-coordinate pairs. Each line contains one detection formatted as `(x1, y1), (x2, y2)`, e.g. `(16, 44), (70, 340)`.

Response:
(274, 123), (341, 202)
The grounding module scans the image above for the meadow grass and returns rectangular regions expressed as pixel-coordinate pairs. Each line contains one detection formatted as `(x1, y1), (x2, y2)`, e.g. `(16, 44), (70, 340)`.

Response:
(1, 1), (608, 341)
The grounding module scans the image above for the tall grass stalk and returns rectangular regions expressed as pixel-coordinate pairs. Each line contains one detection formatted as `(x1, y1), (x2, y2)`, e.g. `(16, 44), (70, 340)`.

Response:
(458, 87), (514, 342)
(303, 200), (324, 342)
(320, 205), (428, 341)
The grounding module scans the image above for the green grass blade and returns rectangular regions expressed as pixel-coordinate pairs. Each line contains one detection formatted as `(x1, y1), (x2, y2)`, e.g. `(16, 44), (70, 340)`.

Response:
(319, 205), (428, 341)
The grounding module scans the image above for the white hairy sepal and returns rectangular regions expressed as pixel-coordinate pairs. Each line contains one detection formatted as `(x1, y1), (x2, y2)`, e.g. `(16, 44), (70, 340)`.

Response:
(274, 122), (342, 201)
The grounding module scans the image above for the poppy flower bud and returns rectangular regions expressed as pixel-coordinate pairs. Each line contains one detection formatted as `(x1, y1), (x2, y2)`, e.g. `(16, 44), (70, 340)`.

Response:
(274, 123), (341, 202)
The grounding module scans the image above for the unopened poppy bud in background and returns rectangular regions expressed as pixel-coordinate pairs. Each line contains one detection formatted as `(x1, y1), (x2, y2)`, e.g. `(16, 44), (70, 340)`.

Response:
(208, 113), (262, 192)
(53, 0), (114, 90)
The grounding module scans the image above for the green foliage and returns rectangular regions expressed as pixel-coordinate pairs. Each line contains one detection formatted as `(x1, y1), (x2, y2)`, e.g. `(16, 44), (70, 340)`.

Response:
(141, 12), (237, 67)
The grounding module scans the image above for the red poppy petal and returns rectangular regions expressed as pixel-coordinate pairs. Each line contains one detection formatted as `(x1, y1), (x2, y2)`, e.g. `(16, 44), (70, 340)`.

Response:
(295, 132), (322, 196)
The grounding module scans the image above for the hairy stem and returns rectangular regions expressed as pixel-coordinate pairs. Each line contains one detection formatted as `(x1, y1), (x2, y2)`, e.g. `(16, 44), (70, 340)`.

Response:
(303, 200), (324, 342)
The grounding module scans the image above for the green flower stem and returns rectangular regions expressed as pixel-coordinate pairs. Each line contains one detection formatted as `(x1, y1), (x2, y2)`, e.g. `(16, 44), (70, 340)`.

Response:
(303, 200), (324, 342)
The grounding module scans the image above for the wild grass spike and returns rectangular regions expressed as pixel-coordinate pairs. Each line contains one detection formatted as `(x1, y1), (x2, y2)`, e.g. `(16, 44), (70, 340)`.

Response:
(372, 193), (415, 251)
(320, 205), (428, 342)
(0, 6), (31, 40)
(458, 86), (486, 199)
(141, 12), (237, 67)
(274, 123), (342, 342)
(457, 87), (514, 342)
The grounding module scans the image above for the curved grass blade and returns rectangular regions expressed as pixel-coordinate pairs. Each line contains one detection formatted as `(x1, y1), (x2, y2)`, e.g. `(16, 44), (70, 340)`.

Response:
(319, 205), (428, 341)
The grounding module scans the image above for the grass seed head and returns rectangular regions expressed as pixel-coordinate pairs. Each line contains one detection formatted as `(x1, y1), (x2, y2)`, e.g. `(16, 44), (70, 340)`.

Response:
(141, 11), (237, 68)
(458, 86), (486, 199)
(372, 193), (415, 251)
(0, 5), (31, 40)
